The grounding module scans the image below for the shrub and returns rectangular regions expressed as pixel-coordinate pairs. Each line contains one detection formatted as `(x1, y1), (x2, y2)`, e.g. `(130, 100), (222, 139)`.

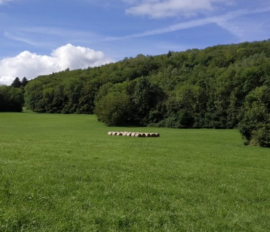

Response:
(94, 93), (131, 126)
(238, 86), (270, 147)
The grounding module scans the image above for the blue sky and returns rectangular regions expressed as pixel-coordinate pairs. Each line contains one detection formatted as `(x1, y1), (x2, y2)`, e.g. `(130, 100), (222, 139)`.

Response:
(1, 0), (270, 85)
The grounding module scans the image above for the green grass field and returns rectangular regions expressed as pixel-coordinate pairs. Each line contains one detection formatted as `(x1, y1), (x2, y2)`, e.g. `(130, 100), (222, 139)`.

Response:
(0, 112), (270, 231)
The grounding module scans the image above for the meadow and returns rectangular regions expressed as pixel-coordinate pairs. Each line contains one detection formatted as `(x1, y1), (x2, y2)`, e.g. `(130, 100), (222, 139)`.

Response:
(0, 112), (270, 231)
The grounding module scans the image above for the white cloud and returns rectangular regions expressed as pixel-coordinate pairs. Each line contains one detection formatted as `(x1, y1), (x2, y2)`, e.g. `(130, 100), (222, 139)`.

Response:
(124, 0), (232, 18)
(0, 44), (114, 85)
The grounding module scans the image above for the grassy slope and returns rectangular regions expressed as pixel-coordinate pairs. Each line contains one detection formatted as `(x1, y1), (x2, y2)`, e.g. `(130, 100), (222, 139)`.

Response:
(0, 113), (269, 231)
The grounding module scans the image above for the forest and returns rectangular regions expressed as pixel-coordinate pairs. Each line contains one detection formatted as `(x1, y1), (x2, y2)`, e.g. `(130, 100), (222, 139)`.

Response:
(1, 40), (270, 147)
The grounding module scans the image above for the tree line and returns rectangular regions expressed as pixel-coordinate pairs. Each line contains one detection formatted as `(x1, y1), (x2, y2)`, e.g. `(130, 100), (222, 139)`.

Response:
(2, 40), (270, 147)
(0, 77), (28, 112)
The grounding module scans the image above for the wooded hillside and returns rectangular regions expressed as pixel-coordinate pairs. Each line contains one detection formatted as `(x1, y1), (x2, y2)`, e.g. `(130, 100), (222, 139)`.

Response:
(20, 40), (270, 147)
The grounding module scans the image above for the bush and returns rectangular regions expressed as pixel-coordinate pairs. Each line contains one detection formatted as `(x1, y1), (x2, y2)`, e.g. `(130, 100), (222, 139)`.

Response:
(252, 124), (270, 147)
(238, 86), (270, 147)
(94, 93), (131, 126)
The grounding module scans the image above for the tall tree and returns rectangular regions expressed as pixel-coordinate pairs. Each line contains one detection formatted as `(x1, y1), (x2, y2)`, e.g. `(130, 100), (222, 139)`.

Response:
(11, 77), (22, 88)
(21, 77), (29, 87)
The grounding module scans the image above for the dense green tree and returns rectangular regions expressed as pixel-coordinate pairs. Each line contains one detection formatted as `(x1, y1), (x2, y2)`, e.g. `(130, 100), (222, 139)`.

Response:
(94, 93), (131, 126)
(24, 81), (44, 112)
(0, 93), (4, 111)
(21, 77), (29, 87)
(77, 81), (101, 114)
(11, 77), (22, 88)
(0, 86), (23, 112)
(238, 86), (270, 147)
(129, 77), (166, 125)
(94, 82), (113, 106)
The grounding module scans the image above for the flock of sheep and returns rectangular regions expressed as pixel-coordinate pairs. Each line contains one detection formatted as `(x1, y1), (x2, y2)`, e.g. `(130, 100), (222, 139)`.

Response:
(108, 131), (160, 137)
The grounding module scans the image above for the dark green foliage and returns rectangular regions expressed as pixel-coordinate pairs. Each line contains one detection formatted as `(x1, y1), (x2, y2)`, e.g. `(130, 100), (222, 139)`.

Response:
(94, 78), (165, 126)
(0, 86), (23, 112)
(21, 77), (29, 87)
(94, 82), (113, 105)
(23, 40), (270, 147)
(24, 81), (45, 113)
(238, 86), (270, 147)
(78, 81), (100, 114)
(131, 77), (165, 125)
(11, 77), (22, 88)
(95, 93), (131, 126)
(164, 84), (205, 128)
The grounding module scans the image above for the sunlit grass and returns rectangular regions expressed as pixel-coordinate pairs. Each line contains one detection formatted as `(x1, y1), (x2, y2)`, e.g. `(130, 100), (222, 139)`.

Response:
(0, 112), (270, 231)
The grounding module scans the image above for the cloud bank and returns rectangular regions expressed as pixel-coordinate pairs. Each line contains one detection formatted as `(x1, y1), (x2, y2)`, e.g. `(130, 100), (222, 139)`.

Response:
(0, 44), (114, 85)
(124, 0), (232, 18)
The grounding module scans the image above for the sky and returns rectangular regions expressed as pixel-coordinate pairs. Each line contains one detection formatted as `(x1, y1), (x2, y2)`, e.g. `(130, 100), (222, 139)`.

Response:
(0, 0), (270, 85)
